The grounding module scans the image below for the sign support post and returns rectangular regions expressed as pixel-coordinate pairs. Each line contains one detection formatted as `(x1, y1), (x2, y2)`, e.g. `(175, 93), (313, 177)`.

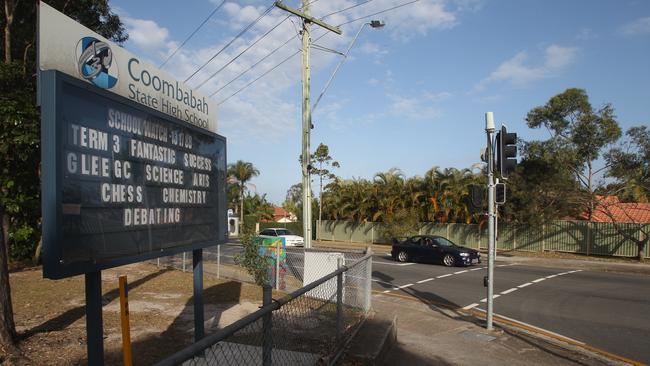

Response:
(85, 271), (104, 366)
(193, 249), (204, 341)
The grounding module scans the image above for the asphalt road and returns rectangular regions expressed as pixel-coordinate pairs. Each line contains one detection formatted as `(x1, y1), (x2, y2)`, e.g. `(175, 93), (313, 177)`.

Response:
(370, 252), (650, 365)
(207, 243), (650, 363)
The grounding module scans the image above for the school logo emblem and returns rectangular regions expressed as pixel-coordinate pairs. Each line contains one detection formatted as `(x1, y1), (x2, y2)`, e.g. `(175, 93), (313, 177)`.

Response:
(76, 37), (118, 89)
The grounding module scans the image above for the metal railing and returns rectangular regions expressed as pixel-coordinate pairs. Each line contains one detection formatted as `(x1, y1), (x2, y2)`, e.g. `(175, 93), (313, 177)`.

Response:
(154, 251), (372, 366)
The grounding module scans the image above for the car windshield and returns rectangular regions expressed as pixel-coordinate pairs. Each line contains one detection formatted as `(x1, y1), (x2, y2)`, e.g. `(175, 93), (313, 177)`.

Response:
(276, 229), (293, 235)
(436, 237), (456, 247)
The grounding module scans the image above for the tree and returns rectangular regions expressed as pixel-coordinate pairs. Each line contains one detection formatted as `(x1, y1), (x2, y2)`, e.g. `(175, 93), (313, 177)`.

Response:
(526, 88), (622, 219)
(310, 143), (339, 239)
(0, 0), (127, 353)
(502, 141), (584, 225)
(606, 126), (650, 203)
(283, 183), (302, 220)
(227, 161), (260, 230)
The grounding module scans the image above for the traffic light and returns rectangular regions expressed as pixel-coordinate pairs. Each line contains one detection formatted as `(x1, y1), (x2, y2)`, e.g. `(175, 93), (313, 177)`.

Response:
(496, 125), (517, 178)
(495, 183), (506, 205)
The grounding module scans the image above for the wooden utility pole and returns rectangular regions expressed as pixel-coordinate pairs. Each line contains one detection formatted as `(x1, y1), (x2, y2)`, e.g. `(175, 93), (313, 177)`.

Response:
(274, 1), (341, 248)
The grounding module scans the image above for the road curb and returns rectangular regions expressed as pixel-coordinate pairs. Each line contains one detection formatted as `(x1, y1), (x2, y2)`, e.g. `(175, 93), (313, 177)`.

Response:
(341, 313), (397, 365)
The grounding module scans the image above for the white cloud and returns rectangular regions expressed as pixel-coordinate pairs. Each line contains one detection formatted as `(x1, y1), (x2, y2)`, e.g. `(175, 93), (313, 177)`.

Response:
(116, 0), (478, 141)
(576, 28), (596, 40)
(387, 90), (450, 121)
(473, 44), (578, 91)
(367, 78), (380, 86)
(122, 17), (172, 55)
(620, 16), (650, 35)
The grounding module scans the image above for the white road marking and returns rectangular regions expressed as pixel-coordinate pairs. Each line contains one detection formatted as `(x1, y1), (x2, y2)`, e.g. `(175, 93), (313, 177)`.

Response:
(454, 270), (469, 274)
(373, 261), (416, 266)
(371, 279), (394, 286)
(480, 294), (501, 302)
(416, 278), (435, 284)
(395, 283), (414, 290)
(469, 268), (483, 271)
(464, 269), (582, 310)
(437, 274), (453, 278)
(382, 290), (391, 293)
(497, 264), (509, 267)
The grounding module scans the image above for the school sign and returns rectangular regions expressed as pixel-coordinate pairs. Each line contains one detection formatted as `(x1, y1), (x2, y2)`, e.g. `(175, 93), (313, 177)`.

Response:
(38, 2), (227, 279)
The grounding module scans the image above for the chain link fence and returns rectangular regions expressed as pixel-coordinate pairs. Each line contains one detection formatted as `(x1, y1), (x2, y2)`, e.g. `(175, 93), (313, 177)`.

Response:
(154, 250), (372, 366)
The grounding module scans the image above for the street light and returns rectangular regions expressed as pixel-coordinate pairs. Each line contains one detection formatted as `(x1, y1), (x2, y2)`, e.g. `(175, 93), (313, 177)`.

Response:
(312, 20), (385, 112)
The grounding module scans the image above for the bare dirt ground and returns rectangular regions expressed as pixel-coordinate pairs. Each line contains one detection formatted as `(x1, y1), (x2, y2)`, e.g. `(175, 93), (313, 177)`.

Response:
(1, 262), (268, 365)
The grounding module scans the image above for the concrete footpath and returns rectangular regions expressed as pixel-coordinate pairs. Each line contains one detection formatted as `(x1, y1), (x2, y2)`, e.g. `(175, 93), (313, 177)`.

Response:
(342, 293), (632, 366)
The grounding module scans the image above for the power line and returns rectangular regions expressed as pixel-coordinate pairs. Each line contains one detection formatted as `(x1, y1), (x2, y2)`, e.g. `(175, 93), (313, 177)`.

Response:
(210, 34), (299, 98)
(214, 0), (422, 104)
(321, 0), (374, 19)
(184, 2), (276, 83)
(339, 0), (420, 26)
(217, 31), (330, 104)
(160, 0), (227, 68)
(195, 15), (293, 90)
(194, 0), (321, 90)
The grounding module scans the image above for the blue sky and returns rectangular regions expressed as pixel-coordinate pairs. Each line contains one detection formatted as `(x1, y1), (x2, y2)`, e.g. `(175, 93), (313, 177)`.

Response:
(111, 0), (650, 203)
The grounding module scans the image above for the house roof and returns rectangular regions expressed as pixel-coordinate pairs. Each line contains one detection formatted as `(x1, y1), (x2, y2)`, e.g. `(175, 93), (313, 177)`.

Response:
(581, 196), (650, 223)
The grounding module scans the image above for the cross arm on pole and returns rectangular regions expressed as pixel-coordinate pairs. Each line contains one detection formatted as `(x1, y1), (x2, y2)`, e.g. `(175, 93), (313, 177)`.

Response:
(274, 1), (342, 35)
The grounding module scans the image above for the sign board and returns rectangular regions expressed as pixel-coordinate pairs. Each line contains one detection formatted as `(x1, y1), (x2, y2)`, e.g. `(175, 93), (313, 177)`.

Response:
(41, 71), (227, 279)
(38, 2), (217, 133)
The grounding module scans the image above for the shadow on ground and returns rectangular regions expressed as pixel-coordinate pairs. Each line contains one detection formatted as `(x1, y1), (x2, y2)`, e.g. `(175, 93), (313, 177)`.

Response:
(100, 280), (246, 365)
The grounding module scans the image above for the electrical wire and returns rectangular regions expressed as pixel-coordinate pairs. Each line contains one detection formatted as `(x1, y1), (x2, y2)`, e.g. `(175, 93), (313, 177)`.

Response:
(321, 0), (374, 19)
(210, 34), (299, 98)
(216, 31), (329, 104)
(338, 0), (420, 26)
(184, 2), (276, 83)
(195, 15), (293, 90)
(214, 0), (422, 104)
(195, 0), (322, 89)
(159, 0), (227, 68)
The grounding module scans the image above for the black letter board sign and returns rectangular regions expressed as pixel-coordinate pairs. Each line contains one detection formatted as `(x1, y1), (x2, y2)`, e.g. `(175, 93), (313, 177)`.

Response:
(41, 71), (227, 279)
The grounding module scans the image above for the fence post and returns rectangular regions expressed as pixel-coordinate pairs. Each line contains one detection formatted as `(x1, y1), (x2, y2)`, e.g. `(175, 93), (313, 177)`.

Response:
(336, 256), (344, 342)
(262, 285), (273, 366)
(214, 246), (219, 279)
(586, 222), (592, 256)
(275, 241), (281, 291)
(446, 223), (450, 239)
(371, 225), (374, 244)
(513, 226), (517, 250)
(363, 247), (372, 312)
(542, 224), (546, 252)
(182, 252), (187, 272)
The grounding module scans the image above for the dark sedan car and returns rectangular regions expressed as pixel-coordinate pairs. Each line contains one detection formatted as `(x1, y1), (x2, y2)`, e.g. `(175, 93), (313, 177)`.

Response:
(391, 235), (481, 267)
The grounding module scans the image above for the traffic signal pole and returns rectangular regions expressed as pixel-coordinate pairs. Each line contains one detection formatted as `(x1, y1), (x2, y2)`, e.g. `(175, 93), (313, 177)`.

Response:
(485, 112), (496, 330)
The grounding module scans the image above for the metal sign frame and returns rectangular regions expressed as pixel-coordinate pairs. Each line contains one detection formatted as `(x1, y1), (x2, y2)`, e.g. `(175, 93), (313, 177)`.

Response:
(40, 70), (227, 279)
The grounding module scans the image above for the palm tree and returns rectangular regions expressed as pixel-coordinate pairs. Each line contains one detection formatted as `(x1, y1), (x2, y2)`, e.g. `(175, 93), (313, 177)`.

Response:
(227, 160), (260, 230)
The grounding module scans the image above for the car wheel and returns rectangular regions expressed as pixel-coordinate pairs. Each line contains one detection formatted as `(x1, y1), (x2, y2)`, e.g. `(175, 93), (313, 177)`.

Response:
(397, 251), (409, 263)
(442, 254), (455, 267)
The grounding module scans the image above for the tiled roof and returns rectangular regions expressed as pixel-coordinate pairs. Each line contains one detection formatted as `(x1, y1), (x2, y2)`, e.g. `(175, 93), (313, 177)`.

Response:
(581, 196), (650, 223)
